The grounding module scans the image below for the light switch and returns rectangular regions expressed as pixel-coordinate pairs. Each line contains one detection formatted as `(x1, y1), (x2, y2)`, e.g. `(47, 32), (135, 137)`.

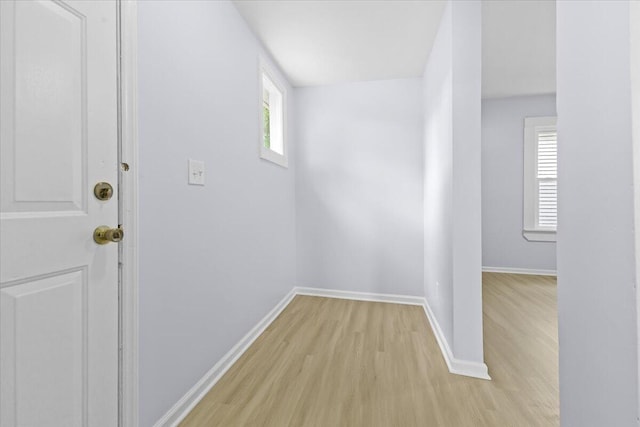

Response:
(188, 159), (205, 186)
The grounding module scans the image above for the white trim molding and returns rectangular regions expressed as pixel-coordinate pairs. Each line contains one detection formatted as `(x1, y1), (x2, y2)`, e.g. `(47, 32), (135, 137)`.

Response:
(297, 286), (490, 380)
(153, 288), (298, 427)
(118, 1), (139, 426)
(421, 299), (491, 380)
(154, 286), (491, 426)
(295, 286), (425, 306)
(482, 266), (557, 277)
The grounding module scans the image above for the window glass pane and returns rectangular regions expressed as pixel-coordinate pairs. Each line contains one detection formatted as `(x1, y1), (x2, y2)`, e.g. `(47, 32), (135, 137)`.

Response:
(263, 89), (270, 149)
(259, 66), (287, 167)
(262, 73), (284, 156)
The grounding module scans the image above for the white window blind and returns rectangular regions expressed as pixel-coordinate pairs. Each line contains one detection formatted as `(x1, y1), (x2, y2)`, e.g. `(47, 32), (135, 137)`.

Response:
(536, 129), (557, 228)
(523, 116), (557, 242)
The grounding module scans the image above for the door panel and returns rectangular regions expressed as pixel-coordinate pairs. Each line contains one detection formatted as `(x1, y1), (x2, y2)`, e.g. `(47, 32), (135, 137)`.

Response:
(1, 269), (87, 427)
(9, 0), (86, 212)
(0, 1), (119, 426)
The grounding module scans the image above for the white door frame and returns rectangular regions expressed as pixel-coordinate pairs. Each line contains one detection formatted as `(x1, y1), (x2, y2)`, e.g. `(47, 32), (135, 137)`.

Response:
(118, 1), (139, 426)
(631, 0), (640, 423)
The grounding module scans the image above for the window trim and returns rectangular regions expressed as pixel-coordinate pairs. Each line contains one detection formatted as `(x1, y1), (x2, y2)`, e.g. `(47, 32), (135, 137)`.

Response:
(258, 58), (288, 168)
(523, 116), (557, 242)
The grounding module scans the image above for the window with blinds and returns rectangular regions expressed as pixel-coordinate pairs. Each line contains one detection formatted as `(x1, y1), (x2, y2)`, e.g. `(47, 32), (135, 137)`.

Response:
(523, 116), (557, 242)
(536, 129), (557, 229)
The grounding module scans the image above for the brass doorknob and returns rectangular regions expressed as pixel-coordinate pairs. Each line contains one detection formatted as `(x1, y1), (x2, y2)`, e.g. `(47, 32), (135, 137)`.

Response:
(94, 226), (124, 245)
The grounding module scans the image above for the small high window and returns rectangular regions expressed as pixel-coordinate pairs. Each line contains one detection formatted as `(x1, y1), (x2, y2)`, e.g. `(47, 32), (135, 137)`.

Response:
(259, 61), (287, 167)
(523, 116), (557, 242)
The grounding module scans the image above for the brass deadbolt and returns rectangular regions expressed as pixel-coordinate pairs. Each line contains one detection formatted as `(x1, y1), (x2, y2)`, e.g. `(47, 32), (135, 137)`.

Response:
(94, 226), (124, 245)
(94, 182), (114, 201)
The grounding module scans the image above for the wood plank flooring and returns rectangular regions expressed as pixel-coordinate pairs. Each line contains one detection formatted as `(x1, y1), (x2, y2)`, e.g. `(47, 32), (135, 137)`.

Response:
(180, 272), (558, 426)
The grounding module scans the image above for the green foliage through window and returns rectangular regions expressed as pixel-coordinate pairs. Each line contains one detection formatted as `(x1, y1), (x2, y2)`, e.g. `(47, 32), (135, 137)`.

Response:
(263, 103), (270, 149)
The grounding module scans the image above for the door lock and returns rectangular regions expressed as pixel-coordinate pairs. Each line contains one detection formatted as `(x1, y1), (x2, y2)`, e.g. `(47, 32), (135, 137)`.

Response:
(94, 226), (124, 245)
(94, 182), (114, 201)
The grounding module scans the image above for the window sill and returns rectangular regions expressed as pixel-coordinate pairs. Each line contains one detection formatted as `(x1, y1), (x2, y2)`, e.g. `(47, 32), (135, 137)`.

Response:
(260, 147), (288, 168)
(523, 229), (556, 242)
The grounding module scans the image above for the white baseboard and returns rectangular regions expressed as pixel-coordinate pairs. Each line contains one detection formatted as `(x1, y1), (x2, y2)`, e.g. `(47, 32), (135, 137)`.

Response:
(297, 286), (490, 380)
(482, 266), (557, 277)
(421, 299), (491, 380)
(155, 286), (490, 425)
(295, 286), (425, 306)
(153, 288), (297, 427)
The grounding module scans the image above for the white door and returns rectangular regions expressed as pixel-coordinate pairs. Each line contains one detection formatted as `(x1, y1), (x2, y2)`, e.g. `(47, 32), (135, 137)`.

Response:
(0, 0), (119, 426)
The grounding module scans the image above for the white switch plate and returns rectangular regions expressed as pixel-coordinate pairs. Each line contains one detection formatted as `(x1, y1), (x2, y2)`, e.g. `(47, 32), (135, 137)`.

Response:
(188, 159), (205, 185)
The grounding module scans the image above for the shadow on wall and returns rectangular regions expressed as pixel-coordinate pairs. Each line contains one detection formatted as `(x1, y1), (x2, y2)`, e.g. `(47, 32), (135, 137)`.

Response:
(300, 144), (423, 296)
(296, 80), (424, 297)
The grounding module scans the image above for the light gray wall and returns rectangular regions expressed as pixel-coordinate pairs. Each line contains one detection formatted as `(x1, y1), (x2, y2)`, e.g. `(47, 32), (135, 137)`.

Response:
(295, 79), (424, 297)
(634, 15), (640, 419)
(481, 95), (557, 272)
(557, 1), (638, 425)
(634, 6), (640, 419)
(450, 0), (483, 362)
(423, 0), (484, 364)
(137, 2), (296, 425)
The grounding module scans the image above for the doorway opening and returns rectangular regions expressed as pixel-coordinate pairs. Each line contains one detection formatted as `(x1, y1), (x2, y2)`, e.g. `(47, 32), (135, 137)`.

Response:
(480, 1), (559, 424)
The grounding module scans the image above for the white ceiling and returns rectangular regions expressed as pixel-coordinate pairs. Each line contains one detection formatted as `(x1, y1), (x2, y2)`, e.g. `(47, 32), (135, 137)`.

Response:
(233, 0), (446, 87)
(233, 0), (556, 98)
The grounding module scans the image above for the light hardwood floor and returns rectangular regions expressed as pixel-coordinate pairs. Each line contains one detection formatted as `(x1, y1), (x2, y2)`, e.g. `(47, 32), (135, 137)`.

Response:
(181, 273), (558, 426)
